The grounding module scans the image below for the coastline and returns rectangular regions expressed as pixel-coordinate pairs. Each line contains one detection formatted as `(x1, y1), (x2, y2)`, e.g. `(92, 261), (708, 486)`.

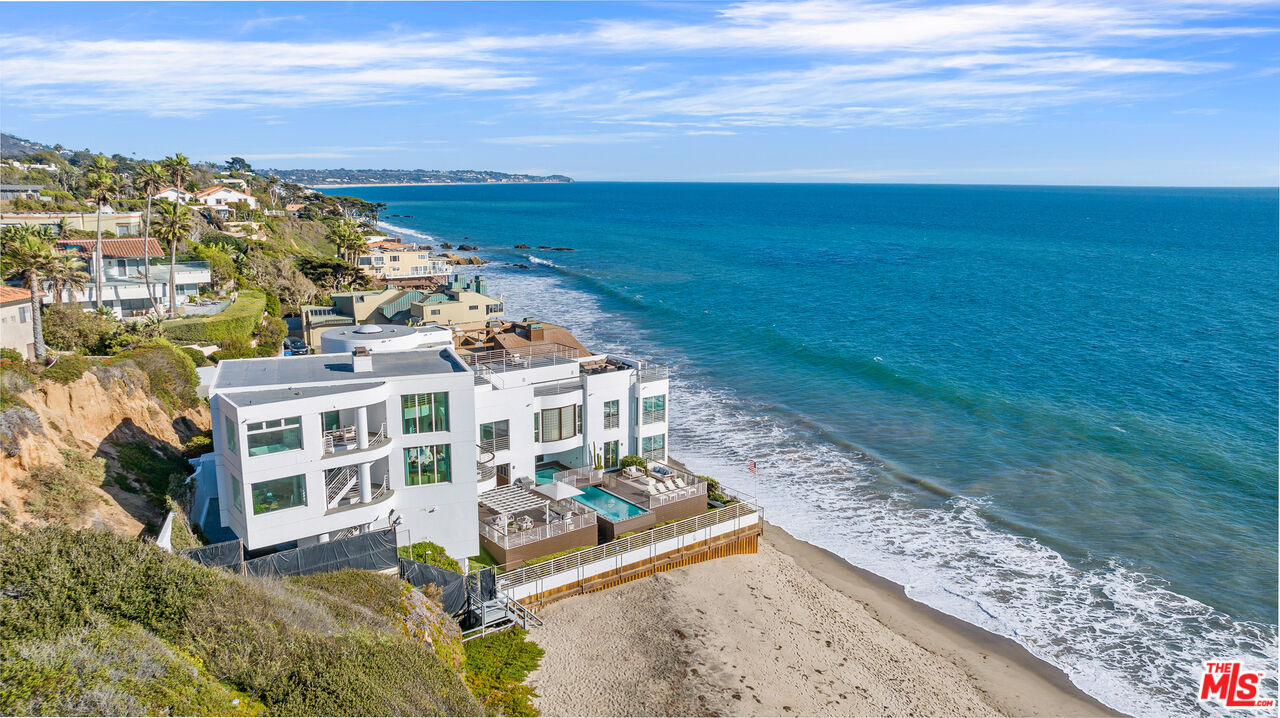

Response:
(526, 520), (1123, 717)
(310, 181), (571, 189)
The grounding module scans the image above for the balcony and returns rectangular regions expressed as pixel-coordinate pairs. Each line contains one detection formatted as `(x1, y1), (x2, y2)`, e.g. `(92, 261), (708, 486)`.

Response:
(464, 344), (581, 374)
(533, 379), (582, 397)
(636, 363), (669, 383)
(641, 408), (666, 424)
(479, 436), (510, 453)
(322, 422), (389, 456)
(603, 415), (620, 430)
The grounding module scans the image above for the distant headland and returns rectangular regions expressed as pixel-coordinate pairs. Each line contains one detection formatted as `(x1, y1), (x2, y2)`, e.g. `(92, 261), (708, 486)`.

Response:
(269, 168), (573, 187)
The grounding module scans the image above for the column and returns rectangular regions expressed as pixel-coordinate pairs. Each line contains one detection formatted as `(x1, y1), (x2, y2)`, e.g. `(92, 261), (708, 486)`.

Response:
(359, 462), (372, 503)
(356, 405), (369, 449)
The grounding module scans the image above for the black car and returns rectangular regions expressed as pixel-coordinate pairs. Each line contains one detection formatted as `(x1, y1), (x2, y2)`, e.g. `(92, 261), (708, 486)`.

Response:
(282, 337), (310, 356)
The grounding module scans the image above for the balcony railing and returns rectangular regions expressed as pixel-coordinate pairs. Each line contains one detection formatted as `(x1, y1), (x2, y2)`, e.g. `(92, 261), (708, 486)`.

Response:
(479, 436), (510, 453)
(641, 408), (666, 424)
(322, 422), (388, 456)
(533, 379), (582, 397)
(480, 504), (598, 550)
(641, 446), (666, 462)
(551, 467), (604, 488)
(636, 364), (669, 383)
(603, 415), (620, 430)
(464, 344), (581, 374)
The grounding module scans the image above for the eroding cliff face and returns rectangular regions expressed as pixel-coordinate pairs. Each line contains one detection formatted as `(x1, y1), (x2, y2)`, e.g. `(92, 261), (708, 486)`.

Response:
(0, 368), (209, 534)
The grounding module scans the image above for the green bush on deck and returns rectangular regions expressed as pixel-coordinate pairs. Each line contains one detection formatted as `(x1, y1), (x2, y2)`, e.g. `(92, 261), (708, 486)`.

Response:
(618, 455), (646, 470)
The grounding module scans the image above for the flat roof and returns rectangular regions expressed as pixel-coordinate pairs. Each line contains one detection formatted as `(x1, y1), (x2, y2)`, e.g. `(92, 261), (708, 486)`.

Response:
(213, 348), (467, 392)
(220, 381), (385, 408)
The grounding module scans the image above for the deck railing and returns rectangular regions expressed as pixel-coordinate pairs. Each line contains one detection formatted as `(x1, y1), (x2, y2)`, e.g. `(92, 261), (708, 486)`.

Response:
(551, 467), (604, 487)
(493, 498), (760, 590)
(636, 364), (669, 383)
(464, 344), (581, 374)
(532, 379), (582, 397)
(479, 436), (510, 453)
(480, 508), (598, 549)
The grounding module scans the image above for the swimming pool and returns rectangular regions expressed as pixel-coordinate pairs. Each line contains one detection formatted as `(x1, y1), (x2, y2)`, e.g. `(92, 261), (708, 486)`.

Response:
(573, 486), (648, 522)
(534, 466), (560, 484)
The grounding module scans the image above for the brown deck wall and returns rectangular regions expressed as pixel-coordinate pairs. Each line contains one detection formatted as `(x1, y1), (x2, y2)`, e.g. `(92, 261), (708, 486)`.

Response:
(649, 494), (707, 525)
(481, 523), (598, 568)
(597, 510), (656, 542)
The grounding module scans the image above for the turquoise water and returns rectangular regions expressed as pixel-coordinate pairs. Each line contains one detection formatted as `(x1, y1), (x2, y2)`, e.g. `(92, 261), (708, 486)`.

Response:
(573, 485), (648, 522)
(534, 467), (558, 485)
(334, 182), (1277, 716)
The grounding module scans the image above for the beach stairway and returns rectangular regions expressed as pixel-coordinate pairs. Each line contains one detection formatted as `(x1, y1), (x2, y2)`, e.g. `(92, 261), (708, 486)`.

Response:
(461, 584), (543, 641)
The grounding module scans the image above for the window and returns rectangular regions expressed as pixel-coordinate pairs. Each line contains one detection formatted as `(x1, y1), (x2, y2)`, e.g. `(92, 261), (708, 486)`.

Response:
(402, 393), (449, 434)
(486, 303), (503, 314)
(246, 417), (302, 455)
(641, 434), (666, 462)
(322, 410), (341, 433)
(404, 445), (451, 485)
(17, 306), (30, 323)
(642, 395), (667, 424)
(538, 404), (581, 442)
(224, 416), (238, 456)
(229, 471), (242, 512)
(480, 420), (509, 452)
(468, 305), (478, 311)
(390, 255), (400, 262)
(604, 440), (619, 469)
(430, 309), (441, 316)
(251, 474), (306, 514)
(603, 400), (620, 430)
(358, 257), (372, 266)
(533, 411), (540, 442)
(373, 256), (385, 265)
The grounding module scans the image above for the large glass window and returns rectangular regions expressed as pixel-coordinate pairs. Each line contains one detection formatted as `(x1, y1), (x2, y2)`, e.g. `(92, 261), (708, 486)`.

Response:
(229, 471), (242, 512)
(251, 474), (306, 514)
(538, 404), (581, 442)
(480, 420), (509, 452)
(642, 395), (667, 424)
(404, 445), (452, 486)
(641, 434), (666, 462)
(604, 440), (619, 469)
(224, 415), (238, 455)
(402, 393), (449, 434)
(603, 400), (620, 430)
(246, 417), (301, 456)
(322, 410), (341, 433)
(533, 412), (540, 442)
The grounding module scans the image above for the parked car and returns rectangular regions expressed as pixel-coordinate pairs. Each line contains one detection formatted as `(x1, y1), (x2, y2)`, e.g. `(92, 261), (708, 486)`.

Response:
(282, 337), (310, 356)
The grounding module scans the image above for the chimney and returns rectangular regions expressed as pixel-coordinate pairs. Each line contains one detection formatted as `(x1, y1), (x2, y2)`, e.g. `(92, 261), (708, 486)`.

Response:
(351, 347), (372, 372)
(527, 322), (545, 342)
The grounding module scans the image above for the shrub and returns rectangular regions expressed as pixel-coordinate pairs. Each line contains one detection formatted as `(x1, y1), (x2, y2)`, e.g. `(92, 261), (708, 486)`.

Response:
(210, 334), (255, 363)
(41, 304), (118, 355)
(179, 345), (211, 367)
(462, 628), (544, 717)
(700, 475), (739, 506)
(398, 541), (463, 574)
(161, 289), (266, 344)
(253, 317), (288, 357)
(619, 455), (646, 470)
(183, 433), (213, 458)
(104, 340), (201, 412)
(192, 244), (237, 288)
(16, 450), (104, 522)
(40, 354), (90, 385)
(112, 440), (191, 499)
(264, 293), (282, 318)
(0, 348), (22, 362)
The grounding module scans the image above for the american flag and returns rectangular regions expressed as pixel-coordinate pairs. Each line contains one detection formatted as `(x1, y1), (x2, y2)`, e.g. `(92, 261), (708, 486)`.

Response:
(747, 459), (757, 475)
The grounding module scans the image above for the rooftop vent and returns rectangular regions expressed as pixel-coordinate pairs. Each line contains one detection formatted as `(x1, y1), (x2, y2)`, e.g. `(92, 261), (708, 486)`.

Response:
(352, 346), (373, 373)
(353, 325), (384, 334)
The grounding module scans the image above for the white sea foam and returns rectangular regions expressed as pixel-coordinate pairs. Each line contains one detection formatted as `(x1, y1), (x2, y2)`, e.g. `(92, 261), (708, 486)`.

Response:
(525, 255), (559, 267)
(378, 220), (435, 243)
(481, 262), (1279, 718)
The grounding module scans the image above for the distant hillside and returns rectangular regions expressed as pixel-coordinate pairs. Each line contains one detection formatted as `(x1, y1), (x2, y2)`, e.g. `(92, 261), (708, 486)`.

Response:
(272, 168), (573, 186)
(0, 132), (59, 159)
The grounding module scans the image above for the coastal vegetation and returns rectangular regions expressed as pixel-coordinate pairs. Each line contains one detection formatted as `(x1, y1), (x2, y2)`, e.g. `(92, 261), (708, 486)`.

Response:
(399, 540), (464, 573)
(462, 628), (545, 717)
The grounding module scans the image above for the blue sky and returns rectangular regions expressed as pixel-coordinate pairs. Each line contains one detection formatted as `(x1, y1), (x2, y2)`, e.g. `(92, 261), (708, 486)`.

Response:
(1, 1), (1277, 185)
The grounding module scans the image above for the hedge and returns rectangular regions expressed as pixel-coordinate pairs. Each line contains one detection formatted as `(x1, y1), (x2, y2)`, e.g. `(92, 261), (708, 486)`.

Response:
(161, 290), (266, 344)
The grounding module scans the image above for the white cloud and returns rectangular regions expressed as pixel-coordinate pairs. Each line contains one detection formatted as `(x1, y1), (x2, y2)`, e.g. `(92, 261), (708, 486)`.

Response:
(483, 132), (662, 146)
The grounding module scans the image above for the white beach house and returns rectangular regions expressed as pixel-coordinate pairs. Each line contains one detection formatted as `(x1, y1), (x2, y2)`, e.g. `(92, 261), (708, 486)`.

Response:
(205, 323), (672, 558)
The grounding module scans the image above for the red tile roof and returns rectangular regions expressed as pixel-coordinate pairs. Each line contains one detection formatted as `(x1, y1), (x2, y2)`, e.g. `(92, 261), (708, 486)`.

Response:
(0, 286), (33, 304)
(56, 238), (164, 258)
(195, 185), (252, 199)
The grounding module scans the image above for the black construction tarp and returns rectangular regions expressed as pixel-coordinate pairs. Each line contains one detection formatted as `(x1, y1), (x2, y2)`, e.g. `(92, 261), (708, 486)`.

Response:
(400, 558), (468, 616)
(243, 528), (398, 578)
(180, 539), (244, 573)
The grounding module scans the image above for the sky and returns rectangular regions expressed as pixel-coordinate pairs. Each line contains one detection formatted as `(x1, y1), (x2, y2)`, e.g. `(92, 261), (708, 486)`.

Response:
(1, 1), (1277, 185)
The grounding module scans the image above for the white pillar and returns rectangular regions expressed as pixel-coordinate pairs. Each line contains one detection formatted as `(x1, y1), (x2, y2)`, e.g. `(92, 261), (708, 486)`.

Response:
(359, 462), (372, 503)
(356, 406), (369, 449)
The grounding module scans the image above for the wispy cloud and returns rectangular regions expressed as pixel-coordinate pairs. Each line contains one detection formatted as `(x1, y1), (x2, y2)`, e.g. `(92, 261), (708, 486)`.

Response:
(483, 132), (662, 146)
(0, 0), (1269, 129)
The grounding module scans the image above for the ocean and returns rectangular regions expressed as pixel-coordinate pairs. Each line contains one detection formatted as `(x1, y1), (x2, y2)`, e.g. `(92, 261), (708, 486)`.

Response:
(326, 182), (1278, 716)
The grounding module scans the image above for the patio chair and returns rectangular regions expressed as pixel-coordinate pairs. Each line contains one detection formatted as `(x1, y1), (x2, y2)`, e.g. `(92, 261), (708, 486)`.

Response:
(622, 466), (645, 480)
(673, 477), (687, 488)
(647, 485), (661, 496)
(663, 480), (677, 492)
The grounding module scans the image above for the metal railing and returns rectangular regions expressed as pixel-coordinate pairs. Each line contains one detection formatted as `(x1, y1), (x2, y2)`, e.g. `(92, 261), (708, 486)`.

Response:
(478, 463), (498, 482)
(493, 498), (760, 590)
(480, 507), (598, 549)
(551, 467), (603, 487)
(641, 408), (667, 424)
(325, 465), (359, 506)
(532, 379), (582, 397)
(479, 436), (510, 453)
(636, 364), (669, 383)
(322, 422), (388, 456)
(649, 478), (707, 508)
(641, 447), (666, 462)
(463, 344), (581, 374)
(603, 415), (620, 430)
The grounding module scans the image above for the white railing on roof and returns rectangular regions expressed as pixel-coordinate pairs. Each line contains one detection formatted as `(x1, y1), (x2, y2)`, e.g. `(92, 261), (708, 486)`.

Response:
(463, 344), (581, 374)
(532, 379), (582, 397)
(636, 363), (669, 383)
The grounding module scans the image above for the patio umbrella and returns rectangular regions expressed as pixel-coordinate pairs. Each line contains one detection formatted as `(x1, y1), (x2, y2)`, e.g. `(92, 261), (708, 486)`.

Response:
(533, 482), (584, 502)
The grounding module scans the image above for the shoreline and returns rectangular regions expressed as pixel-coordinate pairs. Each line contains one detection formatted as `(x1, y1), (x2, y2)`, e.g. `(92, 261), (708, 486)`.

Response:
(309, 181), (571, 189)
(526, 521), (1123, 717)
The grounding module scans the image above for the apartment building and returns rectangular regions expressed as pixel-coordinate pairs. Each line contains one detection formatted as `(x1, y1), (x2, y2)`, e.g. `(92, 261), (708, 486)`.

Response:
(409, 275), (503, 327)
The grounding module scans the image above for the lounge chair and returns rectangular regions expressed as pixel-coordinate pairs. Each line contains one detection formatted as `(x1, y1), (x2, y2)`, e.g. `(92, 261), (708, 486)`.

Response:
(647, 485), (660, 496)
(663, 480), (677, 492)
(673, 477), (687, 488)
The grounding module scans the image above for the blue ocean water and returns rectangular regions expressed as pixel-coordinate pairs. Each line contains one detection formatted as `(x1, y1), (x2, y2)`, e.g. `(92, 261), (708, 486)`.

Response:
(332, 182), (1278, 716)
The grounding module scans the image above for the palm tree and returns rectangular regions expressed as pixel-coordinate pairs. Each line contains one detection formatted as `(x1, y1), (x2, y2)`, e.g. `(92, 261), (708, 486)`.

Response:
(153, 200), (193, 318)
(330, 220), (366, 263)
(46, 252), (90, 304)
(83, 155), (118, 309)
(163, 153), (191, 191)
(0, 226), (57, 362)
(135, 162), (168, 314)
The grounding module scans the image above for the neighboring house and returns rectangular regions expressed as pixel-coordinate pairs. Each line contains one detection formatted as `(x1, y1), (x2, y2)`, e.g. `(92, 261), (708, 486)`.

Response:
(151, 186), (195, 204)
(0, 286), (37, 360)
(409, 274), (503, 327)
(1, 211), (144, 237)
(285, 203), (304, 217)
(49, 237), (211, 316)
(0, 184), (49, 201)
(195, 186), (258, 214)
(356, 241), (451, 283)
(454, 317), (589, 357)
(204, 323), (677, 560)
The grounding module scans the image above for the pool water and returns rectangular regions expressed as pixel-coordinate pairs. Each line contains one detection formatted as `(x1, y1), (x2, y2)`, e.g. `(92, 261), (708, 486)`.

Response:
(573, 486), (648, 522)
(534, 467), (559, 485)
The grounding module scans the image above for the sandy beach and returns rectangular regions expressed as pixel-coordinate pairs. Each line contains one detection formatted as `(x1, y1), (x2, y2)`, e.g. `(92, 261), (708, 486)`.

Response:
(526, 522), (1121, 717)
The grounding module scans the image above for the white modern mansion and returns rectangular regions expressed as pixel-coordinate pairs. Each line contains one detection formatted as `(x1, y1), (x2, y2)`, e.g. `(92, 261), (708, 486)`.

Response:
(206, 324), (670, 557)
